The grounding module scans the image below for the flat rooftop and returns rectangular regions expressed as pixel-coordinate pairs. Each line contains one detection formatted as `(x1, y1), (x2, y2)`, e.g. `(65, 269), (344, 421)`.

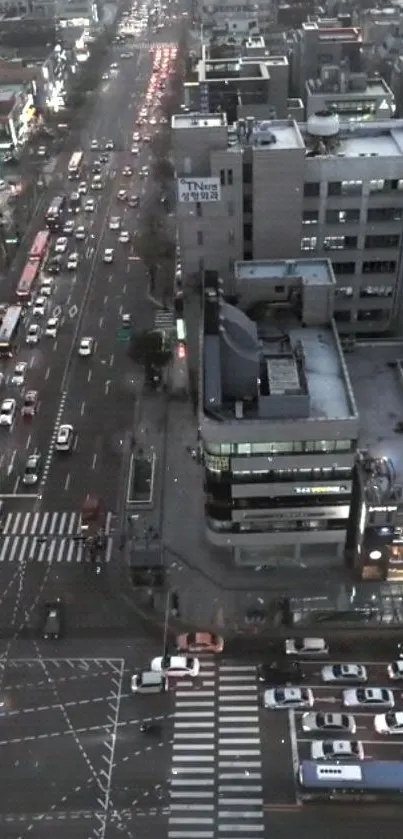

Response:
(227, 118), (305, 151)
(346, 344), (403, 483)
(235, 259), (334, 285)
(201, 59), (265, 80)
(301, 119), (403, 157)
(172, 113), (227, 129)
(306, 77), (391, 98)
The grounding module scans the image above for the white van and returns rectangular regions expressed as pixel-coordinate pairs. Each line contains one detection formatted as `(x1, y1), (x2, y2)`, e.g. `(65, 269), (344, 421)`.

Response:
(131, 670), (167, 694)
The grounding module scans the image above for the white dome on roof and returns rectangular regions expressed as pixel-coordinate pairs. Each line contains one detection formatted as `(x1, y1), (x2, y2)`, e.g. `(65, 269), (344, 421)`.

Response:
(307, 110), (340, 138)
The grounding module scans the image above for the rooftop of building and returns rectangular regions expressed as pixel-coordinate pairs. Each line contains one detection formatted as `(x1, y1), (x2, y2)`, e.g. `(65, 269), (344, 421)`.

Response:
(301, 116), (403, 158)
(227, 117), (305, 150)
(172, 112), (227, 129)
(301, 20), (362, 41)
(0, 84), (21, 102)
(346, 344), (403, 486)
(306, 74), (392, 99)
(199, 58), (267, 81)
(202, 262), (356, 425)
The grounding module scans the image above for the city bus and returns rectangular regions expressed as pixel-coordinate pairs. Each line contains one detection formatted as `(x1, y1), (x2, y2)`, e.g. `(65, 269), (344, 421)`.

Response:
(45, 195), (67, 230)
(68, 151), (84, 179)
(16, 259), (40, 303)
(298, 760), (403, 803)
(0, 306), (22, 356)
(29, 229), (50, 264)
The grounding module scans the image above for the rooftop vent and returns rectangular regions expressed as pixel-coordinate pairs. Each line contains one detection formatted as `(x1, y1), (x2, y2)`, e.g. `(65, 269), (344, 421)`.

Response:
(307, 109), (340, 139)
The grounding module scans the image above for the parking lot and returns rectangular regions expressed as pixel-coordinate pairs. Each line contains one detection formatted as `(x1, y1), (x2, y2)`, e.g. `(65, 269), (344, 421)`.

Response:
(260, 656), (403, 806)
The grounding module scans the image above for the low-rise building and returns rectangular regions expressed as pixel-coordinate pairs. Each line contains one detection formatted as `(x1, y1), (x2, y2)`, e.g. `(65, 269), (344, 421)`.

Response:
(290, 19), (363, 99)
(306, 69), (394, 121)
(200, 260), (358, 566)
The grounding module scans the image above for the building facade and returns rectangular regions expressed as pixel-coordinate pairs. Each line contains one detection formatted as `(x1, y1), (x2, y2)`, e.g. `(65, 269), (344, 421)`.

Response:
(172, 112), (403, 335)
(200, 261), (359, 565)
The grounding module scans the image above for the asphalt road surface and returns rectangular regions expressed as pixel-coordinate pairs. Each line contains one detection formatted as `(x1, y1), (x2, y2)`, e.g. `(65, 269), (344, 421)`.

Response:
(0, 26), (178, 636)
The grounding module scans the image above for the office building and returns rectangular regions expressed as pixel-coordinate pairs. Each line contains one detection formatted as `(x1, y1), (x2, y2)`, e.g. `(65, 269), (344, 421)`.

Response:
(200, 260), (358, 566)
(290, 19), (363, 99)
(0, 0), (100, 23)
(172, 111), (403, 334)
(305, 68), (394, 121)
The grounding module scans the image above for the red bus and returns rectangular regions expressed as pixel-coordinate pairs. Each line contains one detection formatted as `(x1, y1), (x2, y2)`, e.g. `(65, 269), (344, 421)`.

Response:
(16, 260), (40, 302)
(29, 230), (50, 263)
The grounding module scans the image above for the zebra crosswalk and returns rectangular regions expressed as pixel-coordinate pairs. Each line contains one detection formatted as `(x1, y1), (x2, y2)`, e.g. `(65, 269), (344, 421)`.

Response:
(0, 511), (113, 564)
(169, 657), (265, 839)
(154, 308), (174, 331)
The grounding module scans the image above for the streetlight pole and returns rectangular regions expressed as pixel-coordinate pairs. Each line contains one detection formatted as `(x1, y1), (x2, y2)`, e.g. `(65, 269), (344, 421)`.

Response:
(162, 587), (170, 658)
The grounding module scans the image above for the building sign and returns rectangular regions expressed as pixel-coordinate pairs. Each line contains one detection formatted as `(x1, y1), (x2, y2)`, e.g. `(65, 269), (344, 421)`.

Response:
(178, 177), (221, 203)
(241, 506), (350, 520)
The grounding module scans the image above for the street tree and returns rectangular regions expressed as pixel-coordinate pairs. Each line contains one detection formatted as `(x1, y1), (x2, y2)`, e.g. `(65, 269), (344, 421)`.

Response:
(134, 207), (175, 292)
(152, 157), (174, 185)
(128, 329), (172, 378)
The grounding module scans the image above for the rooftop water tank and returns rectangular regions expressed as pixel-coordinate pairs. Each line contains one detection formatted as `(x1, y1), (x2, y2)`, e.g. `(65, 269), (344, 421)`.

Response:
(307, 110), (340, 139)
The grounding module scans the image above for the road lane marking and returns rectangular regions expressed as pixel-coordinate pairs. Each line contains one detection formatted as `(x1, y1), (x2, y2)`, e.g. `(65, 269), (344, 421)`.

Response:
(104, 294), (108, 305)
(80, 400), (85, 416)
(45, 366), (50, 380)
(105, 380), (110, 395)
(99, 316), (104, 327)
(64, 474), (70, 491)
(25, 434), (31, 450)
(109, 354), (114, 367)
(92, 454), (97, 470)
(88, 369), (92, 382)
(12, 477), (19, 494)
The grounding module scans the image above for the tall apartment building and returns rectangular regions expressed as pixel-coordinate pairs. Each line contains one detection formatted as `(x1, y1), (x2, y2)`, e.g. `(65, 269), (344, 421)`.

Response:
(200, 261), (358, 566)
(172, 111), (403, 334)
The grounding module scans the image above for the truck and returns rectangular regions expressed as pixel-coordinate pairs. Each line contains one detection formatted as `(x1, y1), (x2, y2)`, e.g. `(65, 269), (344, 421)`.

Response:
(80, 494), (106, 541)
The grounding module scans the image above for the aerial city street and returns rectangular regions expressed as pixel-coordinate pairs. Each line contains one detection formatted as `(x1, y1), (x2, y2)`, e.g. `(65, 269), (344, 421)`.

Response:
(1, 1), (403, 838)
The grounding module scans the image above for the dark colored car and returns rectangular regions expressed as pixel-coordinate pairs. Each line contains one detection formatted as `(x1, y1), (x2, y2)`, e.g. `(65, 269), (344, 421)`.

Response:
(42, 599), (64, 639)
(257, 660), (304, 686)
(47, 256), (62, 274)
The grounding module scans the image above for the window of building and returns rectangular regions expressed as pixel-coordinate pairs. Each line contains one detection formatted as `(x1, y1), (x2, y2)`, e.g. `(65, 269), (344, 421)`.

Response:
(220, 169), (225, 186)
(369, 178), (385, 192)
(243, 222), (252, 241)
(227, 168), (233, 186)
(326, 209), (360, 224)
(199, 256), (204, 272)
(385, 179), (403, 191)
(302, 210), (319, 225)
(303, 182), (320, 197)
(204, 440), (354, 457)
(324, 235), (357, 250)
(228, 229), (235, 244)
(332, 262), (356, 275)
(301, 236), (317, 251)
(360, 285), (393, 298)
(365, 234), (400, 249)
(328, 181), (341, 196)
(243, 162), (252, 184)
(335, 286), (353, 298)
(243, 194), (252, 213)
(367, 207), (403, 223)
(341, 180), (362, 196)
(197, 230), (203, 246)
(334, 310), (351, 322)
(274, 285), (285, 293)
(196, 201), (202, 218)
(363, 260), (396, 274)
(228, 200), (235, 217)
(357, 308), (388, 322)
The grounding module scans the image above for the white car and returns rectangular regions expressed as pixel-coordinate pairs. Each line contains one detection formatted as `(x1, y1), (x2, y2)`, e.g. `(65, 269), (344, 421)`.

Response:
(264, 687), (314, 710)
(67, 253), (79, 271)
(321, 664), (368, 684)
(11, 362), (27, 386)
(387, 661), (403, 680)
(90, 139), (99, 150)
(63, 220), (75, 235)
(26, 324), (40, 344)
(131, 145), (139, 155)
(39, 279), (53, 297)
(84, 199), (95, 212)
(374, 711), (403, 734)
(343, 687), (395, 708)
(78, 337), (94, 357)
(55, 424), (74, 452)
(302, 712), (357, 734)
(118, 230), (130, 243)
(139, 166), (149, 178)
(122, 166), (133, 176)
(55, 237), (68, 254)
(103, 248), (114, 263)
(91, 175), (103, 190)
(117, 189), (127, 201)
(285, 638), (328, 657)
(132, 132), (140, 142)
(33, 297), (47, 316)
(75, 226), (86, 240)
(151, 655), (200, 678)
(311, 740), (365, 761)
(0, 398), (16, 427)
(45, 318), (59, 338)
(78, 181), (88, 195)
(23, 453), (41, 486)
(109, 216), (120, 230)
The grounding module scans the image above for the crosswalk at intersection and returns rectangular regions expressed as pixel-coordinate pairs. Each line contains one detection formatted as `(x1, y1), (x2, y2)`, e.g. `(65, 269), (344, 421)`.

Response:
(0, 511), (113, 563)
(169, 657), (265, 839)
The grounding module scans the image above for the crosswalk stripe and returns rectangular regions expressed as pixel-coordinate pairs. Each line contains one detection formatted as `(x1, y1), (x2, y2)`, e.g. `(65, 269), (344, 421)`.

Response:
(0, 510), (114, 562)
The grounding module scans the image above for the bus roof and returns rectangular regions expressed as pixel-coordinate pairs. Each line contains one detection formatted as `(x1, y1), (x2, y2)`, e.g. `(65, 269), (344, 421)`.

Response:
(29, 230), (50, 260)
(48, 195), (64, 209)
(300, 760), (403, 789)
(16, 260), (39, 295)
(68, 152), (83, 169)
(0, 306), (22, 342)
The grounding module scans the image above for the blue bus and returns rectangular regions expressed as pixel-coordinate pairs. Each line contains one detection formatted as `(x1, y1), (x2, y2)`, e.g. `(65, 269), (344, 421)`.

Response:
(298, 760), (403, 802)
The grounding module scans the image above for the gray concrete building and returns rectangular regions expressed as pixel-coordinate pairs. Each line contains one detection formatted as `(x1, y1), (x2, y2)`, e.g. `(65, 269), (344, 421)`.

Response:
(172, 111), (403, 335)
(290, 19), (363, 99)
(306, 69), (394, 120)
(200, 260), (359, 566)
